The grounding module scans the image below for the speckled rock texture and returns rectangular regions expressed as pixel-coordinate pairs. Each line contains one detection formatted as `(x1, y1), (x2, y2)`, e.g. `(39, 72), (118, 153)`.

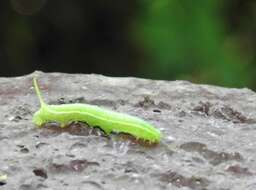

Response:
(0, 71), (256, 190)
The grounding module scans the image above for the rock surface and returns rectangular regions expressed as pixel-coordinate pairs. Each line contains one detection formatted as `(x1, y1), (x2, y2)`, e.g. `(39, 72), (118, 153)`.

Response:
(0, 71), (256, 190)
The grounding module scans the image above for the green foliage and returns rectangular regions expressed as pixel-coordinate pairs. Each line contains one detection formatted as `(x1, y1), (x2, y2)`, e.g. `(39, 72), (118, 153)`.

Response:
(135, 0), (252, 88)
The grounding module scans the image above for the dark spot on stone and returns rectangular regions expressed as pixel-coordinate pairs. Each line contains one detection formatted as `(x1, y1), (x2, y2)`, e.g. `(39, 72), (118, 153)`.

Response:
(65, 153), (75, 158)
(35, 142), (48, 149)
(159, 170), (210, 189)
(177, 111), (186, 117)
(101, 181), (106, 184)
(157, 101), (171, 109)
(82, 181), (104, 189)
(20, 147), (29, 153)
(69, 160), (89, 172)
(49, 163), (70, 173)
(70, 142), (87, 150)
(9, 105), (32, 121)
(153, 109), (161, 113)
(12, 115), (23, 121)
(124, 168), (133, 173)
(123, 161), (138, 173)
(33, 168), (48, 179)
(49, 159), (99, 173)
(17, 144), (25, 148)
(180, 142), (207, 152)
(192, 102), (255, 124)
(192, 157), (205, 164)
(135, 96), (155, 108)
(36, 184), (48, 189)
(19, 184), (32, 190)
(5, 114), (22, 122)
(0, 181), (6, 186)
(226, 164), (253, 176)
(50, 97), (86, 104)
(69, 97), (85, 103)
(193, 101), (211, 116)
(54, 148), (59, 152)
(118, 99), (126, 106)
(16, 144), (28, 152)
(136, 98), (171, 110)
(180, 142), (243, 165)
(56, 97), (65, 104)
(69, 160), (99, 172)
(212, 105), (255, 124)
(208, 152), (243, 166)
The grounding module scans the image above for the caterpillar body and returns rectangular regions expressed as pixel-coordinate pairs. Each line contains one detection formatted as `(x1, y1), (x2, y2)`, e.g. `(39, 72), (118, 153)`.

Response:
(32, 78), (161, 143)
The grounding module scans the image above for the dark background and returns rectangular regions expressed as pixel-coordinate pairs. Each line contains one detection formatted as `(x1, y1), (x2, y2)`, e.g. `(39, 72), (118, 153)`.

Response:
(0, 0), (256, 89)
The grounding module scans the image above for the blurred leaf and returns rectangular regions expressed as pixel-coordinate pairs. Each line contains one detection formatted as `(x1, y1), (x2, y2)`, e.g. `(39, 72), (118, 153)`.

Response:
(134, 0), (252, 88)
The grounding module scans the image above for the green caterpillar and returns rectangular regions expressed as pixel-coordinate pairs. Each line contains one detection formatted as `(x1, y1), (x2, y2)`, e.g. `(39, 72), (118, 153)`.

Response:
(32, 78), (161, 143)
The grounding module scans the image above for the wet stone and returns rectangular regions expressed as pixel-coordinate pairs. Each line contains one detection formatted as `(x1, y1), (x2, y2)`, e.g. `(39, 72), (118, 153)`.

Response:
(1, 71), (256, 189)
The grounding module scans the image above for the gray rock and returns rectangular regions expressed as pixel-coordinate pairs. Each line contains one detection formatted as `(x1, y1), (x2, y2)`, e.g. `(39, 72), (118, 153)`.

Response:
(0, 71), (256, 190)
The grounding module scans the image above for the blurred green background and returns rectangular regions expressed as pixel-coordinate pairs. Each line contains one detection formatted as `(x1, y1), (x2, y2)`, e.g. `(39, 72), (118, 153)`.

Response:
(0, 0), (256, 89)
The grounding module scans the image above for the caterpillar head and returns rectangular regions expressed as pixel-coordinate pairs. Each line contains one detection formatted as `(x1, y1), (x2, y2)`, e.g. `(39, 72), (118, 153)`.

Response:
(32, 110), (44, 127)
